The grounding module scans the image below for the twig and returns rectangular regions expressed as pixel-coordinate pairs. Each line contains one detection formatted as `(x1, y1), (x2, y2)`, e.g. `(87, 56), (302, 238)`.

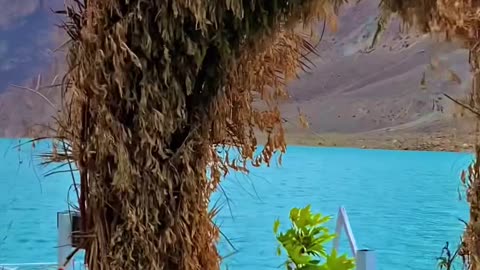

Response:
(443, 93), (480, 117)
(10, 74), (59, 111)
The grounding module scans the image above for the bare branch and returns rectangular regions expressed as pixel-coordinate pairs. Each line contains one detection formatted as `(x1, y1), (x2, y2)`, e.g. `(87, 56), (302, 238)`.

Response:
(10, 74), (59, 111)
(444, 93), (480, 118)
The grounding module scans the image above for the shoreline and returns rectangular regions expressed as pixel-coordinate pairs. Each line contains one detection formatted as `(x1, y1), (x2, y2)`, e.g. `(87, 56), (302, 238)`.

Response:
(283, 144), (470, 153)
(2, 134), (475, 153)
(259, 132), (476, 153)
(286, 134), (475, 153)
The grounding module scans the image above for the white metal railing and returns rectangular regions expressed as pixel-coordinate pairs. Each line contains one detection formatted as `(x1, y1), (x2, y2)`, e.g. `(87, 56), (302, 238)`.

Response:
(57, 211), (78, 270)
(1, 212), (82, 270)
(1, 211), (81, 270)
(333, 207), (358, 255)
(0, 261), (85, 270)
(333, 206), (376, 270)
(57, 208), (375, 270)
(0, 262), (57, 269)
(57, 211), (88, 270)
(4, 208), (375, 270)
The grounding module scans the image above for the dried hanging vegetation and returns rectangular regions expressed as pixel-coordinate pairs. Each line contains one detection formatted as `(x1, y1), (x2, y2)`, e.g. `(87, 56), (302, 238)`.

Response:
(50, 0), (344, 269)
(376, 1), (480, 269)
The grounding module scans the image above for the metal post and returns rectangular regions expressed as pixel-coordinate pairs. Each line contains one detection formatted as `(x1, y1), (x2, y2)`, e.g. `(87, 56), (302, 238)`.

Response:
(355, 249), (376, 270)
(333, 207), (358, 256)
(57, 211), (74, 270)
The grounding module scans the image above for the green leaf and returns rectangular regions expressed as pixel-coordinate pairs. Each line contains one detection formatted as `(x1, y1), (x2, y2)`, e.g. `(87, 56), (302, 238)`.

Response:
(274, 205), (355, 270)
(292, 253), (312, 265)
(273, 219), (281, 234)
(290, 208), (300, 222)
(310, 243), (327, 258)
(314, 234), (336, 245)
(320, 250), (355, 270)
(317, 215), (331, 225)
(299, 265), (323, 270)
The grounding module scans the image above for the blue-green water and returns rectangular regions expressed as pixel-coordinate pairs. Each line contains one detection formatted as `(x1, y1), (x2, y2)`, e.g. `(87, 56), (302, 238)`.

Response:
(0, 140), (471, 269)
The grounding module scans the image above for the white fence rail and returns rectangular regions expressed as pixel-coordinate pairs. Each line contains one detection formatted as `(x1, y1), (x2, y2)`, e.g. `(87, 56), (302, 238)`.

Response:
(0, 261), (84, 270)
(333, 206), (376, 270)
(0, 211), (81, 270)
(3, 207), (375, 270)
(57, 211), (76, 270)
(0, 262), (57, 269)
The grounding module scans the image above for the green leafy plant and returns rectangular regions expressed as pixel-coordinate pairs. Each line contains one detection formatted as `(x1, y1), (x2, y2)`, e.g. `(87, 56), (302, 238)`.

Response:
(273, 205), (355, 270)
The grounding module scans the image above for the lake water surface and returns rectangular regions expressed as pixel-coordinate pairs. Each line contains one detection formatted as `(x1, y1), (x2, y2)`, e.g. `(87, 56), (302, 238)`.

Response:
(0, 140), (472, 270)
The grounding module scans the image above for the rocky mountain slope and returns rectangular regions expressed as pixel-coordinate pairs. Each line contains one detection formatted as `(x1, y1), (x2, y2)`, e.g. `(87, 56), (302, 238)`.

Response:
(279, 0), (475, 150)
(0, 0), (63, 137)
(0, 0), (475, 150)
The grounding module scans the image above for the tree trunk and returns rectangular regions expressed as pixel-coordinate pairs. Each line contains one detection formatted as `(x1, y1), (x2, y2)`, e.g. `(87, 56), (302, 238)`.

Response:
(62, 1), (224, 269)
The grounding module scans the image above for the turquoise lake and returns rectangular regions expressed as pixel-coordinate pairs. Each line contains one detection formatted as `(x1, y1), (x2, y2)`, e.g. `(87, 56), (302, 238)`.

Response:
(0, 139), (472, 269)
